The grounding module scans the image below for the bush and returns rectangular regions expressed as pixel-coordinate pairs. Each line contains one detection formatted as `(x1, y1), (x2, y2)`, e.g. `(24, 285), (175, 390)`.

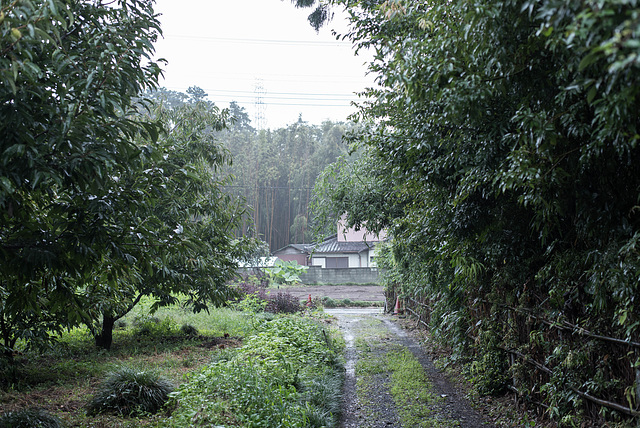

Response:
(0, 408), (63, 428)
(133, 316), (176, 337)
(86, 366), (175, 416)
(322, 297), (337, 308)
(266, 292), (301, 314)
(179, 324), (198, 336)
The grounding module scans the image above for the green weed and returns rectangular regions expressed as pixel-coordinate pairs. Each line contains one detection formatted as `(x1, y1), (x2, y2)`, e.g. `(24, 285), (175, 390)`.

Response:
(386, 348), (459, 428)
(165, 316), (344, 428)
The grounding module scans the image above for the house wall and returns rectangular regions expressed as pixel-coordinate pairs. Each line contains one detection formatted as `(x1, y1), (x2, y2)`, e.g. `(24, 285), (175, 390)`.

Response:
(273, 247), (309, 266)
(312, 253), (367, 268)
(299, 266), (380, 285)
(277, 254), (308, 266)
(337, 216), (387, 243)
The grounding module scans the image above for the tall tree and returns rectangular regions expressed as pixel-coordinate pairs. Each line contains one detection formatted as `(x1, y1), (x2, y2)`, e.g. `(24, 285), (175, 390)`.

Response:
(86, 99), (246, 350)
(0, 0), (164, 357)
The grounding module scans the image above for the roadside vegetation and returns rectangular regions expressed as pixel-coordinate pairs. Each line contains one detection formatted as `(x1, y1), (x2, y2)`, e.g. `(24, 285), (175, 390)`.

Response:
(322, 297), (383, 308)
(296, 0), (640, 425)
(0, 294), (344, 427)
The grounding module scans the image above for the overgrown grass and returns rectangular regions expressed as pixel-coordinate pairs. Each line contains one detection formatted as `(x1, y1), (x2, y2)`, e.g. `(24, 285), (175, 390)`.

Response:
(165, 317), (345, 427)
(0, 300), (255, 427)
(386, 348), (457, 428)
(351, 317), (461, 428)
(1, 298), (344, 427)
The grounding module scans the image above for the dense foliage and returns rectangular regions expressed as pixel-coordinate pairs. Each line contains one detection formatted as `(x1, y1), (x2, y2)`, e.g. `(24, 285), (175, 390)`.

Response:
(0, 0), (246, 357)
(301, 0), (640, 424)
(166, 317), (343, 427)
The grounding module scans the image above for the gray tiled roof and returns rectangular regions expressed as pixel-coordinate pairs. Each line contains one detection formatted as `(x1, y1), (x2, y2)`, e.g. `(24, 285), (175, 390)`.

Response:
(273, 235), (378, 256)
(310, 236), (373, 254)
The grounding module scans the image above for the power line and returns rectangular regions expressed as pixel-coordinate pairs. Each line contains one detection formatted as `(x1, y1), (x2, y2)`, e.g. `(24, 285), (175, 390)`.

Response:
(163, 34), (351, 47)
(217, 100), (356, 107)
(209, 93), (359, 102)
(206, 88), (359, 98)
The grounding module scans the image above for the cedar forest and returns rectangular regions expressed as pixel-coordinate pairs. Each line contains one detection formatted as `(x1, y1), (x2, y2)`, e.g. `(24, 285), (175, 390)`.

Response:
(1, 0), (640, 426)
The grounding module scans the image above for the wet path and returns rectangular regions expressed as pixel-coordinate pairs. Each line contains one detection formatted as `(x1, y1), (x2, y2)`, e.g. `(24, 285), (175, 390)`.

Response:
(326, 308), (495, 428)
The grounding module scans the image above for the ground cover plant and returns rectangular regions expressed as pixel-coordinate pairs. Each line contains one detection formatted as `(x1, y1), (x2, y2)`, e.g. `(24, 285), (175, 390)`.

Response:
(165, 316), (344, 427)
(0, 295), (344, 427)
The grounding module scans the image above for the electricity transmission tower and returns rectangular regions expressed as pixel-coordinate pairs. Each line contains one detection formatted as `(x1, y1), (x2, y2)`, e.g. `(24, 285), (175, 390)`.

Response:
(253, 79), (266, 130)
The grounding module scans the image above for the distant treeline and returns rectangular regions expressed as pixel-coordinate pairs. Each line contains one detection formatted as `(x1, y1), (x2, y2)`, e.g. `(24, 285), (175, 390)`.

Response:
(148, 88), (351, 251)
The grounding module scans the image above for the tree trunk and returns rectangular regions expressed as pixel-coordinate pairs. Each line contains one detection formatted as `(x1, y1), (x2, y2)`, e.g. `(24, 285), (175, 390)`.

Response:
(95, 313), (115, 350)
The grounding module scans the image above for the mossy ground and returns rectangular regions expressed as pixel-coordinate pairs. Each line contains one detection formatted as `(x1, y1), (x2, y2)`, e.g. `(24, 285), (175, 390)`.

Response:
(335, 311), (472, 427)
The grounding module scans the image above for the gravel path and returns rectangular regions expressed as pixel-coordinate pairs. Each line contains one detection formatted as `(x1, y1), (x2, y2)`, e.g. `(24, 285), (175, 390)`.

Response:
(326, 308), (495, 428)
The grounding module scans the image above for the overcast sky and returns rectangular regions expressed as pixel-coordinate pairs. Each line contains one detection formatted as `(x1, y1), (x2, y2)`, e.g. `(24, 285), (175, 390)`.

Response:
(152, 0), (374, 129)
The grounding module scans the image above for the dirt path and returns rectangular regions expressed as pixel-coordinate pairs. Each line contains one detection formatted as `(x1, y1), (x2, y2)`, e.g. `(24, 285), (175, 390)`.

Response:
(277, 285), (384, 302)
(326, 308), (495, 428)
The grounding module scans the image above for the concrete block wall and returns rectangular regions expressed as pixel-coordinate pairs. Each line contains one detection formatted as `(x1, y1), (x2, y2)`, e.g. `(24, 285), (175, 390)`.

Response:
(299, 266), (380, 285)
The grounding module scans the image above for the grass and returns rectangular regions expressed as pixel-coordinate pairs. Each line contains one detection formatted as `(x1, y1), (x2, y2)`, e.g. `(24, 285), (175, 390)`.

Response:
(321, 297), (383, 308)
(0, 296), (345, 427)
(0, 299), (256, 427)
(386, 348), (458, 428)
(348, 315), (463, 428)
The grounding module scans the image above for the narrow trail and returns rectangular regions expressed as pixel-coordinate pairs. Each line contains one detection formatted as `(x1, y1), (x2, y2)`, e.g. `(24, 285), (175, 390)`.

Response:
(326, 308), (495, 428)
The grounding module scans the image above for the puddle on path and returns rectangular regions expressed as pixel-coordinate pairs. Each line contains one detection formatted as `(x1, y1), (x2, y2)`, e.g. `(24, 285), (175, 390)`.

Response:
(326, 308), (495, 428)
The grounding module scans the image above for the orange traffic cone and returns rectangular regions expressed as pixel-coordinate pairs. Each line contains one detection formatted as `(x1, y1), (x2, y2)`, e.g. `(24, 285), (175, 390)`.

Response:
(306, 294), (312, 307)
(393, 296), (401, 315)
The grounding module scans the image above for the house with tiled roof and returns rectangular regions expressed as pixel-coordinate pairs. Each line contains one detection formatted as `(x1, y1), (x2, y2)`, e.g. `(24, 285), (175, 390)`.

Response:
(272, 216), (386, 268)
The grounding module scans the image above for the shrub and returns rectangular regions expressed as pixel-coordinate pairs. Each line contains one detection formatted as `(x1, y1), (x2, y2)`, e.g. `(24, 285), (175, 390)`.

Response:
(86, 366), (175, 416)
(322, 297), (337, 308)
(179, 324), (198, 336)
(133, 316), (176, 337)
(266, 292), (301, 314)
(0, 408), (63, 428)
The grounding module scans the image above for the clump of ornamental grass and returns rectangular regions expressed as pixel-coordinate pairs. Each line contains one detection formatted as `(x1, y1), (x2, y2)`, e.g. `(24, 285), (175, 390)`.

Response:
(86, 366), (174, 416)
(179, 323), (198, 336)
(0, 408), (63, 428)
(303, 403), (335, 428)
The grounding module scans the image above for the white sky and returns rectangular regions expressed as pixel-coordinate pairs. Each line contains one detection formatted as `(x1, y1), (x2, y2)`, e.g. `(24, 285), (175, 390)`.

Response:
(152, 0), (374, 129)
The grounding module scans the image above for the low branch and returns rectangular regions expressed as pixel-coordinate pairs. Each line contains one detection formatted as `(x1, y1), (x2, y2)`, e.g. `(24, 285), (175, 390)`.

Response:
(479, 299), (640, 349)
(113, 293), (145, 323)
(502, 346), (640, 417)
